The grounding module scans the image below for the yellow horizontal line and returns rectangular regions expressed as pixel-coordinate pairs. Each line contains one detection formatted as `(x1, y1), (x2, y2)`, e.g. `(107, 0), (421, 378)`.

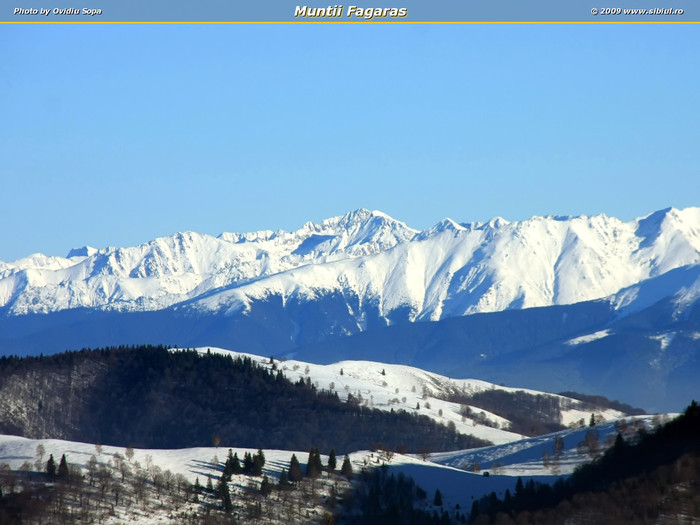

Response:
(1, 20), (698, 24)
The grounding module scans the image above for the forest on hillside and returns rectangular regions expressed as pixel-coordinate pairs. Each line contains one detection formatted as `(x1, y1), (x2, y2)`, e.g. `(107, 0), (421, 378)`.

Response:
(0, 346), (489, 453)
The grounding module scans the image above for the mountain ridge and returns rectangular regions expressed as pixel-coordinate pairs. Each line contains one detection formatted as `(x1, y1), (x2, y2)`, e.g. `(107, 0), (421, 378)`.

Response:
(1, 207), (699, 322)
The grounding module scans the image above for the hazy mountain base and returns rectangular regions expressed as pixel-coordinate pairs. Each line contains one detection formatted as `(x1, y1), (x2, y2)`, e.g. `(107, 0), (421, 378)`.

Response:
(1, 278), (697, 413)
(291, 286), (700, 413)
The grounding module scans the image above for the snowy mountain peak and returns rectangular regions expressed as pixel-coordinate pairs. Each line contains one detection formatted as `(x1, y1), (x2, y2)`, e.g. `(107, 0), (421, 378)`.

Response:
(434, 218), (466, 233)
(487, 216), (509, 229)
(1, 207), (699, 320)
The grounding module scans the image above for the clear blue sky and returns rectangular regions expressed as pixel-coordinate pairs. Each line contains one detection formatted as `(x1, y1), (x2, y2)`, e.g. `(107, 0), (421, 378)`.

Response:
(1, 24), (698, 261)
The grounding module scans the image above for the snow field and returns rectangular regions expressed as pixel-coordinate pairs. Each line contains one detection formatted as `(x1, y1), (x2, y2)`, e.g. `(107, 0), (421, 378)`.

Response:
(186, 347), (631, 447)
(1, 414), (669, 518)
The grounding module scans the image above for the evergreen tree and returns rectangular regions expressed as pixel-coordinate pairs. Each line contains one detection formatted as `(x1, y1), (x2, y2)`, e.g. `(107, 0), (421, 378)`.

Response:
(434, 489), (443, 506)
(220, 478), (233, 513)
(613, 432), (627, 454)
(314, 448), (323, 473)
(46, 454), (56, 479)
(440, 510), (450, 524)
(260, 474), (272, 497)
(341, 454), (353, 478)
(231, 452), (242, 475)
(57, 454), (69, 480)
(252, 451), (264, 476)
(289, 454), (303, 482)
(306, 447), (324, 478)
(194, 477), (202, 495)
(514, 476), (524, 499)
(307, 449), (317, 477)
(327, 448), (337, 472)
(216, 474), (228, 499)
(256, 448), (266, 468)
(224, 449), (235, 477)
(470, 500), (479, 521)
(243, 452), (254, 475)
(590, 413), (596, 427)
(279, 468), (290, 489)
(206, 476), (214, 493)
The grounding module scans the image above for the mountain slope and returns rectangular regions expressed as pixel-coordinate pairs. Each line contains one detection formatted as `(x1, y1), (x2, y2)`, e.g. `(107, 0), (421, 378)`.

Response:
(289, 265), (700, 412)
(1, 208), (698, 412)
(2, 207), (699, 323)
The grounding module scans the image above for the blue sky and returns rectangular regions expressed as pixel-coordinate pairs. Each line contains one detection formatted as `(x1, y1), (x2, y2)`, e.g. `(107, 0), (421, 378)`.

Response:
(1, 24), (698, 261)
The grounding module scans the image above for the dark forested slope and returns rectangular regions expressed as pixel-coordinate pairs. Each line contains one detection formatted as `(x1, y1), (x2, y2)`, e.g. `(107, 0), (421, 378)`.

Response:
(0, 346), (489, 453)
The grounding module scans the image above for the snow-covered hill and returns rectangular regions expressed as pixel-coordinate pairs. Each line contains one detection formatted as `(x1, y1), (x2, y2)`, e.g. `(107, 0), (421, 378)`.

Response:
(1, 207), (699, 322)
(189, 347), (627, 446)
(0, 414), (661, 517)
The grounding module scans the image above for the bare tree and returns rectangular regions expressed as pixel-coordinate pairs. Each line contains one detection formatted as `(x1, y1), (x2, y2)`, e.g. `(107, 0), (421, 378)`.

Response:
(542, 451), (551, 469)
(554, 435), (565, 460)
(87, 455), (98, 486)
(34, 444), (46, 471)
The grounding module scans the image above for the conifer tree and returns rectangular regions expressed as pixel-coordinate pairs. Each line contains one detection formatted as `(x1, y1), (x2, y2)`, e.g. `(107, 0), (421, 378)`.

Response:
(470, 501), (479, 521)
(434, 489), (443, 506)
(206, 476), (214, 493)
(220, 478), (233, 513)
(306, 448), (323, 478)
(260, 474), (272, 497)
(289, 454), (303, 482)
(231, 452), (242, 475)
(252, 452), (264, 476)
(314, 448), (323, 474)
(306, 449), (316, 477)
(58, 454), (69, 480)
(257, 448), (266, 468)
(279, 468), (290, 489)
(216, 474), (227, 499)
(243, 452), (254, 475)
(514, 476), (524, 498)
(341, 454), (353, 478)
(46, 454), (56, 479)
(504, 488), (512, 507)
(327, 448), (337, 472)
(224, 449), (234, 477)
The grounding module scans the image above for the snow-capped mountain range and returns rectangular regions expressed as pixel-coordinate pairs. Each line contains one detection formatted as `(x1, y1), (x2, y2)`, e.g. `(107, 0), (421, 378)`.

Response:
(2, 207), (699, 412)
(2, 206), (699, 320)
